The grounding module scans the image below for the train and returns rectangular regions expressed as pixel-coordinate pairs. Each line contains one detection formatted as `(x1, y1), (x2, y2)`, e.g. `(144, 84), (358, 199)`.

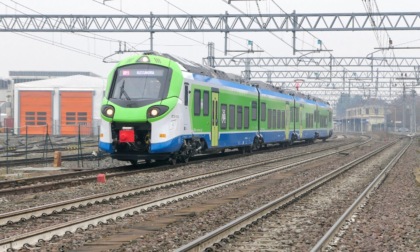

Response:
(99, 52), (333, 165)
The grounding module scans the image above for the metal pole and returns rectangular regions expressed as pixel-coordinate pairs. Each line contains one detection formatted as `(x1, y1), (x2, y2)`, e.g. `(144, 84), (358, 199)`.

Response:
(25, 125), (28, 164)
(292, 10), (296, 55)
(394, 107), (397, 132)
(97, 125), (100, 167)
(6, 126), (9, 174)
(224, 11), (228, 56)
(150, 12), (154, 51)
(208, 42), (215, 68)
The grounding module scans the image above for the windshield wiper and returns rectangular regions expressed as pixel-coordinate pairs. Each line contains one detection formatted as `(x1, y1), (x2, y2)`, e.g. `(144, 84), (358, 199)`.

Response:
(119, 80), (131, 100)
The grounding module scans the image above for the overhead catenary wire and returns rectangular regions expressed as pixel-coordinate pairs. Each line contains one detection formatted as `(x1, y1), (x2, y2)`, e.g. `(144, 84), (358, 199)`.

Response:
(0, 1), (106, 59)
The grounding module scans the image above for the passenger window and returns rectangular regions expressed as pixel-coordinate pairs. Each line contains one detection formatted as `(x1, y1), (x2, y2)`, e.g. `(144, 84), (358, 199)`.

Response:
(237, 106), (242, 129)
(229, 105), (235, 129)
(244, 106), (249, 129)
(261, 102), (266, 121)
(203, 91), (209, 116)
(221, 104), (227, 129)
(194, 90), (201, 115)
(252, 101), (257, 120)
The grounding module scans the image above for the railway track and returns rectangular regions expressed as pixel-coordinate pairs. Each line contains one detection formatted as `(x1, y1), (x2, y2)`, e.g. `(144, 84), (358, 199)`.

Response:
(175, 137), (410, 251)
(0, 136), (351, 196)
(0, 136), (370, 251)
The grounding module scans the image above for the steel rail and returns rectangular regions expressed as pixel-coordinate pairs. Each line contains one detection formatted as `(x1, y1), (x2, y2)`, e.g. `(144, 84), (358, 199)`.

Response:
(0, 138), (369, 250)
(0, 137), (366, 226)
(174, 140), (397, 252)
(310, 137), (413, 252)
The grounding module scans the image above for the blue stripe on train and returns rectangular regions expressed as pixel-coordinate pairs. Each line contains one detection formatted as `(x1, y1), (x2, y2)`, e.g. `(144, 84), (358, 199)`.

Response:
(122, 129), (333, 154)
(99, 141), (114, 153)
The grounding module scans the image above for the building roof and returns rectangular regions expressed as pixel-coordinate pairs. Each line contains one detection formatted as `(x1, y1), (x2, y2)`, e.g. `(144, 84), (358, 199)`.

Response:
(14, 75), (106, 89)
(9, 70), (101, 78)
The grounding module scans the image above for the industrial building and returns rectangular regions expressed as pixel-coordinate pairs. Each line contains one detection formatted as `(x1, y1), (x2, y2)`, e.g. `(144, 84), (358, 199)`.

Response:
(13, 75), (106, 135)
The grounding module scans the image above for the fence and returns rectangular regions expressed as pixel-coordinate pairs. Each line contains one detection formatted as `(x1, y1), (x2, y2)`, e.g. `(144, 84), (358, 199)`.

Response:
(0, 124), (104, 174)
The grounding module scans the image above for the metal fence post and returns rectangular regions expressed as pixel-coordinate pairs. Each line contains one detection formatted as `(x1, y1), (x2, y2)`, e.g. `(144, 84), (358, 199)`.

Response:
(25, 125), (28, 164)
(6, 127), (9, 174)
(97, 125), (100, 167)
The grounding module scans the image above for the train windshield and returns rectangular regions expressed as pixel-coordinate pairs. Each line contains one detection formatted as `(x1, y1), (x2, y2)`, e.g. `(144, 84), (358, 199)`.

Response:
(110, 64), (171, 101)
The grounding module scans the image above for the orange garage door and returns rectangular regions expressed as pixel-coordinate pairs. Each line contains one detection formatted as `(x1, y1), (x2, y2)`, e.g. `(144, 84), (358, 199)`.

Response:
(60, 91), (93, 135)
(20, 91), (53, 135)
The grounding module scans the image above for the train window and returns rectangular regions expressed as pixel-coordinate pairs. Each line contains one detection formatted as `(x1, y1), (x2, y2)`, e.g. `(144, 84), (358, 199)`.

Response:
(291, 107), (299, 122)
(306, 113), (314, 128)
(277, 110), (281, 129)
(237, 106), (242, 129)
(229, 105), (235, 129)
(221, 104), (227, 129)
(194, 90), (201, 115)
(329, 111), (332, 123)
(267, 109), (272, 129)
(203, 91), (209, 116)
(111, 64), (171, 103)
(251, 101), (257, 120)
(281, 111), (286, 128)
(261, 102), (266, 121)
(184, 85), (189, 106)
(290, 108), (294, 122)
(273, 109), (277, 129)
(244, 106), (249, 129)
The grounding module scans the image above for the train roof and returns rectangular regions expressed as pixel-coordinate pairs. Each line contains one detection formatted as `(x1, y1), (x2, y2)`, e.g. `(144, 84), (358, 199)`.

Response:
(146, 52), (247, 85)
(144, 52), (330, 106)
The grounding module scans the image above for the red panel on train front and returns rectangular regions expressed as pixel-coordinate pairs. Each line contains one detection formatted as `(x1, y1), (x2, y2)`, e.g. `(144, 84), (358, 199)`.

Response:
(119, 129), (135, 143)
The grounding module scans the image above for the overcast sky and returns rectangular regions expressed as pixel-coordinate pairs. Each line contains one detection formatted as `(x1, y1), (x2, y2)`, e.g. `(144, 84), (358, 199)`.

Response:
(1, 0), (420, 79)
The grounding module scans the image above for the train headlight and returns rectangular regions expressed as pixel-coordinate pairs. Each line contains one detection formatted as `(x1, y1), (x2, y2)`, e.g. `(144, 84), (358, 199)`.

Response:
(101, 105), (115, 118)
(147, 105), (169, 118)
(138, 56), (150, 63)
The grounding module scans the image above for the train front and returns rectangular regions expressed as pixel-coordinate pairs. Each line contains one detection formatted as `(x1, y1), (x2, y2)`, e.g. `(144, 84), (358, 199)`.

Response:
(99, 54), (184, 164)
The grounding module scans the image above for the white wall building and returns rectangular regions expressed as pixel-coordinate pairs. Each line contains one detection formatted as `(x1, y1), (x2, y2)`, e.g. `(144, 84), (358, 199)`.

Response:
(13, 75), (106, 135)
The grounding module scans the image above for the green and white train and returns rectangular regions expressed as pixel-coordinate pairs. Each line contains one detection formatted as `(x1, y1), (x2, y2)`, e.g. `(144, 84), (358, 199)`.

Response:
(99, 52), (333, 164)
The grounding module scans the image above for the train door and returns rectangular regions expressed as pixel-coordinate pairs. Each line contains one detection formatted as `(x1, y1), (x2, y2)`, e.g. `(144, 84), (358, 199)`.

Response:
(285, 102), (290, 140)
(211, 89), (219, 147)
(183, 83), (190, 133)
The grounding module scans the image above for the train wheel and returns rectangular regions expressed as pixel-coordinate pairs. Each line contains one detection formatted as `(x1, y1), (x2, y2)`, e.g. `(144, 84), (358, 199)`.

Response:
(247, 145), (253, 153)
(252, 138), (259, 151)
(182, 156), (189, 163)
(145, 159), (152, 164)
(129, 160), (138, 166)
(168, 157), (177, 165)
